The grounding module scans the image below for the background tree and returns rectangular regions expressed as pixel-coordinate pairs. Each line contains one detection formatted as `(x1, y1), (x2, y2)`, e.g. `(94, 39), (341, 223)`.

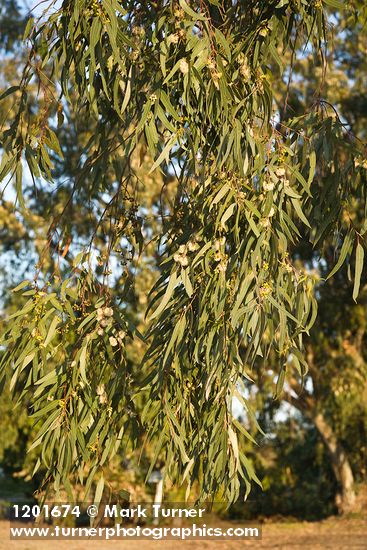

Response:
(258, 0), (367, 514)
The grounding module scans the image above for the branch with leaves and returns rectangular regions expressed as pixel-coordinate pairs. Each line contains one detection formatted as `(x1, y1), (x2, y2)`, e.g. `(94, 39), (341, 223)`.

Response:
(0, 0), (366, 504)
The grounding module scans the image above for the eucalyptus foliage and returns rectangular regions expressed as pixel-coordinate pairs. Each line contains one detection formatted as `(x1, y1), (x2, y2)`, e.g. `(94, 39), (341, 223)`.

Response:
(0, 0), (366, 503)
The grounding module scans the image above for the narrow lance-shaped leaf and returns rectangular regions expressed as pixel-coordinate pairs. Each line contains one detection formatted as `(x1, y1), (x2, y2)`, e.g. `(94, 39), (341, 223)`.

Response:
(353, 241), (364, 302)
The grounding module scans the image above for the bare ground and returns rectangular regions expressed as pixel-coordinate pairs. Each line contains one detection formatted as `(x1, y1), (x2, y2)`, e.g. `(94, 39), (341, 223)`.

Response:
(2, 517), (366, 550)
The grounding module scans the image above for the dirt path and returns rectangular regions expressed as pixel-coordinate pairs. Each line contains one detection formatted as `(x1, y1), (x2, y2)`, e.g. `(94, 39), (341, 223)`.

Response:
(2, 517), (366, 549)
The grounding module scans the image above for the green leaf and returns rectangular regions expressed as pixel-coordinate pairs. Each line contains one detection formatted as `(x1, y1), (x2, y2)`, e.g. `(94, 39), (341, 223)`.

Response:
(163, 58), (185, 85)
(150, 270), (178, 319)
(45, 128), (64, 158)
(291, 198), (311, 228)
(323, 0), (344, 9)
(0, 86), (20, 101)
(215, 29), (231, 61)
(23, 17), (34, 40)
(274, 365), (286, 399)
(44, 315), (60, 347)
(89, 17), (102, 50)
(211, 183), (231, 207)
(353, 241), (364, 301)
(119, 489), (130, 502)
(159, 90), (180, 121)
(94, 474), (104, 506)
(233, 418), (258, 445)
(268, 42), (283, 71)
(120, 66), (132, 115)
(181, 268), (193, 297)
(327, 231), (354, 280)
(79, 344), (88, 385)
(179, 0), (206, 20)
(228, 425), (239, 464)
(11, 280), (30, 292)
(149, 135), (177, 173)
(308, 150), (316, 186)
(15, 162), (25, 210)
(220, 203), (236, 227)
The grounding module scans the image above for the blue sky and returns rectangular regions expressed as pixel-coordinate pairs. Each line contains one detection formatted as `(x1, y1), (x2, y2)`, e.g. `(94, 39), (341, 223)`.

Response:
(24, 0), (61, 18)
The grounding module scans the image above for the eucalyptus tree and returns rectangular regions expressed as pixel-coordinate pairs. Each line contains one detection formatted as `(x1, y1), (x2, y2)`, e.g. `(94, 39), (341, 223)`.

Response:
(258, 0), (367, 514)
(0, 0), (366, 505)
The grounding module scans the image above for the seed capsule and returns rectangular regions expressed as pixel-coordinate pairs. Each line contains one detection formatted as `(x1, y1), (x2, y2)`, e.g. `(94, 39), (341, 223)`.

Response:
(109, 336), (118, 347)
(179, 59), (189, 75)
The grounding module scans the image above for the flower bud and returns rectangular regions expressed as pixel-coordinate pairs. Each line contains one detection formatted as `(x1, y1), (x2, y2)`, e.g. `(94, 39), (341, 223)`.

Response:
(179, 59), (189, 75)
